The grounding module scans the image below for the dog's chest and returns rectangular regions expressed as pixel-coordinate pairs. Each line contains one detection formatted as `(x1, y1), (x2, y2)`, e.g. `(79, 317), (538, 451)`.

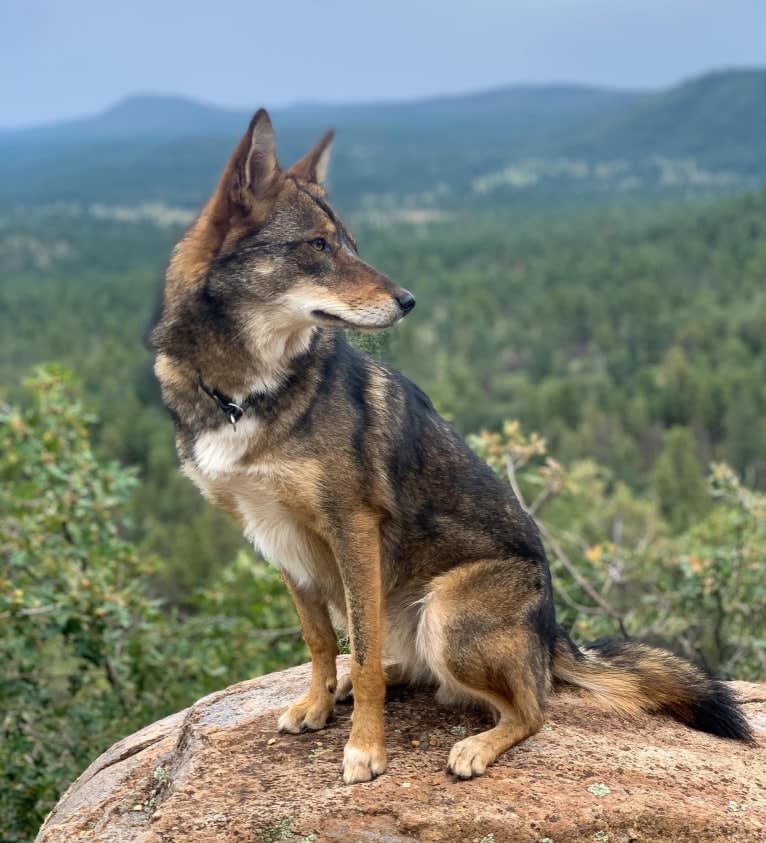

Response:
(184, 420), (327, 589)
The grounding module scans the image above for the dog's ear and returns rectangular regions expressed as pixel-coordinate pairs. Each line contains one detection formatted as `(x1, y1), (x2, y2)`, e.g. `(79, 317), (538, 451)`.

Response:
(206, 109), (280, 226)
(166, 111), (281, 288)
(288, 129), (334, 185)
(229, 109), (281, 206)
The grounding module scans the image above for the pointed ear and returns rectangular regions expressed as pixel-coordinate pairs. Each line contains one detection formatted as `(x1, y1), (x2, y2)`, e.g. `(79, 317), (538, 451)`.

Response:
(206, 109), (280, 227)
(170, 110), (281, 283)
(230, 108), (280, 204)
(288, 129), (334, 185)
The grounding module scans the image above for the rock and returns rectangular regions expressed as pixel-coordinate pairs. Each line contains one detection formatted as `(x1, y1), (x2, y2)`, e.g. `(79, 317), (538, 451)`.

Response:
(37, 657), (766, 843)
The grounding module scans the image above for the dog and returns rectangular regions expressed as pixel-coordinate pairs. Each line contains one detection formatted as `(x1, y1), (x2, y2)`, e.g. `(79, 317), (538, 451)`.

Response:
(151, 109), (753, 784)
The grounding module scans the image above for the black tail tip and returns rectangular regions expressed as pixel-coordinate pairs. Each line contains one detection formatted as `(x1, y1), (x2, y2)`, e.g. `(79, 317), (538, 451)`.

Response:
(689, 680), (755, 744)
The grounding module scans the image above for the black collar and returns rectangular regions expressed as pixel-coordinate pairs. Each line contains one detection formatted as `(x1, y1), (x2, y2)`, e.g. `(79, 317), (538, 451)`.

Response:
(199, 380), (244, 429)
(196, 331), (324, 430)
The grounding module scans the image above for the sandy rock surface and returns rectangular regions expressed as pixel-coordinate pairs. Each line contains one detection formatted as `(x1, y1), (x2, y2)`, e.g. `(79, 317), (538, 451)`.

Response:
(37, 657), (766, 843)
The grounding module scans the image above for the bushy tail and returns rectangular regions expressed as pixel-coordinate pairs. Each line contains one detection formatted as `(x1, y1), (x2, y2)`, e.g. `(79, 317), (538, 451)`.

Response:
(552, 633), (754, 743)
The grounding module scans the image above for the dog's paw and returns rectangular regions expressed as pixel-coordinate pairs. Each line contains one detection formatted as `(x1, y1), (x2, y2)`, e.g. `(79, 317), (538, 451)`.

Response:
(342, 740), (387, 784)
(446, 735), (495, 779)
(277, 696), (333, 734)
(334, 673), (354, 704)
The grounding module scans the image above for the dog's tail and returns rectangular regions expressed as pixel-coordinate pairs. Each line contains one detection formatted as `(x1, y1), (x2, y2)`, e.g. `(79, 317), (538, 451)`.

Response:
(552, 632), (754, 742)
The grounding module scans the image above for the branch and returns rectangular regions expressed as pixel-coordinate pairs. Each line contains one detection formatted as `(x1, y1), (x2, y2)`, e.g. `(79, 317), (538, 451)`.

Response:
(104, 658), (128, 712)
(252, 625), (302, 640)
(503, 446), (627, 638)
(182, 617), (302, 640)
(504, 456), (529, 510)
(0, 604), (63, 620)
(553, 577), (605, 616)
(528, 485), (557, 517)
(712, 589), (726, 666)
(539, 522), (629, 639)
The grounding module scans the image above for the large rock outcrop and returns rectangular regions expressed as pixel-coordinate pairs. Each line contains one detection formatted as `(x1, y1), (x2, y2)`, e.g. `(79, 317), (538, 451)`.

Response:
(37, 657), (766, 842)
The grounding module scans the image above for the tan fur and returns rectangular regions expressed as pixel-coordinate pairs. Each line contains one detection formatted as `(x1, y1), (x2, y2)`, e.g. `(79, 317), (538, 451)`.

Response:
(278, 574), (338, 733)
(552, 639), (719, 722)
(288, 129), (334, 184)
(164, 110), (281, 298)
(152, 109), (752, 786)
(152, 111), (556, 784)
(152, 353), (184, 388)
(410, 576), (548, 779)
(553, 652), (647, 717)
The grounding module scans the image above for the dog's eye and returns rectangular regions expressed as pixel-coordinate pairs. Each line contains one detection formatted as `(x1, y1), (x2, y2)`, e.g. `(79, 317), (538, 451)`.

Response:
(310, 237), (329, 252)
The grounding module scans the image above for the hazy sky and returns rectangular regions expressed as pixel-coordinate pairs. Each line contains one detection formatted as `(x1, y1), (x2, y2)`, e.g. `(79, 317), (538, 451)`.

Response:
(2, 0), (764, 129)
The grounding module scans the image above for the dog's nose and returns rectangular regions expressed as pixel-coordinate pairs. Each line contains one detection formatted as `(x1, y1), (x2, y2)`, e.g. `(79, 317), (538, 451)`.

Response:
(396, 291), (416, 314)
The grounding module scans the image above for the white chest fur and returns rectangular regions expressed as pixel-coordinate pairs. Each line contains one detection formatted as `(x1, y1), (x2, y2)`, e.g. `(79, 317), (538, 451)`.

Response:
(186, 422), (321, 589)
(192, 416), (262, 478)
(237, 487), (317, 588)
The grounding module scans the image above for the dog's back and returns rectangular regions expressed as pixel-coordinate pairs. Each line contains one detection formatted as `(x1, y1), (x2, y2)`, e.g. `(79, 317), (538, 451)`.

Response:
(153, 109), (753, 784)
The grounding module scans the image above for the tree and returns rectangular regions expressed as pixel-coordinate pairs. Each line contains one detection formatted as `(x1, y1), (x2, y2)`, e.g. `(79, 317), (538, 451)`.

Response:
(652, 427), (711, 533)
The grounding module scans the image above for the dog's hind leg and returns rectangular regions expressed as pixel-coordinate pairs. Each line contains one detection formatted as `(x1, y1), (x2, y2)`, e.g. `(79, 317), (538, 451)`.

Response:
(418, 558), (554, 779)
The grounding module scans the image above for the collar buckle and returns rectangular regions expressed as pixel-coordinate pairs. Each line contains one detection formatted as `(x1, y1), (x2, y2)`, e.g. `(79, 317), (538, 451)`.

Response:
(200, 379), (245, 431)
(226, 401), (244, 429)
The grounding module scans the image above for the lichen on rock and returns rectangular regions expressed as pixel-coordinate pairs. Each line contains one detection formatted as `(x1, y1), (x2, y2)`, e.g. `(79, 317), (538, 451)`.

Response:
(36, 657), (766, 843)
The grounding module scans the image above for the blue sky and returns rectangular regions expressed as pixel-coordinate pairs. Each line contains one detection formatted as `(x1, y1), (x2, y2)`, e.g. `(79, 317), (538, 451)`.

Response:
(2, 0), (764, 128)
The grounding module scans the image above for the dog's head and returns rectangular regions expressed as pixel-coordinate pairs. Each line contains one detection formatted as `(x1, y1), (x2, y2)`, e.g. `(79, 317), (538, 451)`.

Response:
(164, 109), (415, 333)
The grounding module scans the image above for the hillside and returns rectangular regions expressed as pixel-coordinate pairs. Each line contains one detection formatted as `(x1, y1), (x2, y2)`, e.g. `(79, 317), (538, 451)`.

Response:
(557, 68), (766, 173)
(1, 68), (764, 208)
(458, 68), (766, 201)
(4, 160), (766, 842)
(3, 95), (247, 142)
(3, 84), (639, 141)
(2, 189), (765, 499)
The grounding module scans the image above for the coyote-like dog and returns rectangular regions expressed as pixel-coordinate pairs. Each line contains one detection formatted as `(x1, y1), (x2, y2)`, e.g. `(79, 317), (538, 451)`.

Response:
(152, 110), (752, 784)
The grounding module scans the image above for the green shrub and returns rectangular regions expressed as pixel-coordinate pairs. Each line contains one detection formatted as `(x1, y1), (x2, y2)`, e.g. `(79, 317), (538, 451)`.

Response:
(2, 369), (763, 842)
(469, 422), (766, 675)
(0, 368), (304, 841)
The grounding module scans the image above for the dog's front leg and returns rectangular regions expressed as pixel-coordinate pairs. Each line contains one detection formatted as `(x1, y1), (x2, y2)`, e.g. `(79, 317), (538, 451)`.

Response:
(333, 510), (387, 784)
(278, 574), (338, 734)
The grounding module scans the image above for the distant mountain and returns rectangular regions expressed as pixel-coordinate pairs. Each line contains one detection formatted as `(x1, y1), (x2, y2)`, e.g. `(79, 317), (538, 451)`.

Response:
(5, 84), (639, 141)
(1, 68), (763, 209)
(7, 94), (248, 142)
(468, 68), (766, 202)
(556, 68), (766, 174)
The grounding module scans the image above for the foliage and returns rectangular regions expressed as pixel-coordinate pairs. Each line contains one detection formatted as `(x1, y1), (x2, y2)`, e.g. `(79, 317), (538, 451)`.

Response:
(0, 369), (304, 841)
(652, 426), (711, 532)
(377, 193), (766, 496)
(2, 193), (766, 608)
(2, 183), (765, 840)
(469, 422), (766, 676)
(3, 362), (765, 840)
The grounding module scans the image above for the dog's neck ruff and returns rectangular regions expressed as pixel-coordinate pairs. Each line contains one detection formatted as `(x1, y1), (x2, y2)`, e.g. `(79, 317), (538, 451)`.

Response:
(195, 328), (325, 431)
